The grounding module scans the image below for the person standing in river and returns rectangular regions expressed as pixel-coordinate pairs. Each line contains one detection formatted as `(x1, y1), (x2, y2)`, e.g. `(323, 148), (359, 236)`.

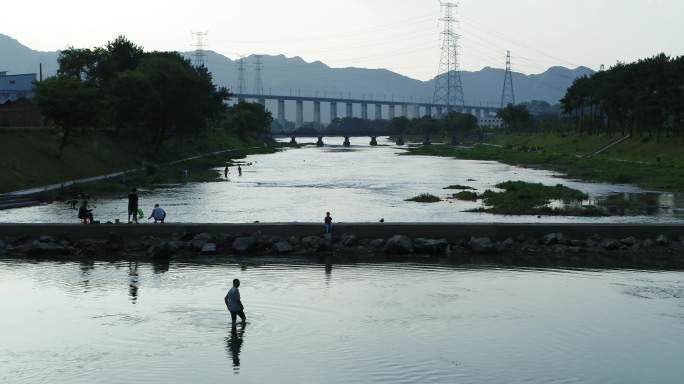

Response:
(324, 212), (333, 234)
(127, 188), (139, 224)
(224, 165), (229, 179)
(238, 165), (242, 176)
(225, 279), (246, 325)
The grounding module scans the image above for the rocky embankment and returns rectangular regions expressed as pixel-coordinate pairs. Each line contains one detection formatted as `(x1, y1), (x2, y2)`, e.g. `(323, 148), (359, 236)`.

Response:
(2, 230), (684, 269)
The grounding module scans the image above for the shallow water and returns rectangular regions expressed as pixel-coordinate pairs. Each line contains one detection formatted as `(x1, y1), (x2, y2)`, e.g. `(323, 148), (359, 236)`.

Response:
(1, 259), (683, 384)
(2, 137), (683, 223)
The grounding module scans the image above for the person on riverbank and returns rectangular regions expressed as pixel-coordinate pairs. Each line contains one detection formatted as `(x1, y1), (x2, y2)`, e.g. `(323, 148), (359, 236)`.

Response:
(128, 188), (139, 224)
(225, 279), (246, 325)
(238, 165), (242, 176)
(78, 201), (94, 224)
(148, 204), (166, 223)
(324, 212), (333, 234)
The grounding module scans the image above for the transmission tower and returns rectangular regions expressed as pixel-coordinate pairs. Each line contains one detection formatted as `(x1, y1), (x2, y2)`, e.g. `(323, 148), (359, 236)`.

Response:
(253, 55), (264, 95)
(191, 31), (208, 68)
(500, 50), (515, 108)
(433, 2), (465, 112)
(237, 56), (247, 100)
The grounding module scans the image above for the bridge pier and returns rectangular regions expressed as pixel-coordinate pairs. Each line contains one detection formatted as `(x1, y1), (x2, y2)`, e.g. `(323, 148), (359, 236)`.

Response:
(258, 98), (265, 106)
(401, 104), (408, 118)
(330, 102), (338, 121)
(296, 100), (304, 128)
(314, 101), (321, 127)
(426, 105), (432, 117)
(346, 102), (353, 118)
(316, 136), (324, 147)
(343, 136), (351, 147)
(375, 103), (382, 120)
(370, 136), (378, 146)
(396, 136), (405, 145)
(290, 134), (297, 145)
(389, 104), (396, 120)
(361, 103), (368, 120)
(278, 99), (286, 127)
(436, 106), (443, 117)
(413, 105), (420, 119)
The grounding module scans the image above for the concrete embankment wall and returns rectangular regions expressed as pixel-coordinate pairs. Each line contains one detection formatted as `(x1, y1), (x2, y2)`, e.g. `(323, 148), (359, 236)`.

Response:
(1, 223), (683, 241)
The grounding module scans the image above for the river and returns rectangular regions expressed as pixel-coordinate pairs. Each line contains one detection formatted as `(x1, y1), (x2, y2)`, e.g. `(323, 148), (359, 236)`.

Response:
(1, 259), (683, 384)
(1, 137), (683, 223)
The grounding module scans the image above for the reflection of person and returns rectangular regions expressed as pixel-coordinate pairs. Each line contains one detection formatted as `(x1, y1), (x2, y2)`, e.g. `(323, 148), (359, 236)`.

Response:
(226, 323), (246, 369)
(225, 279), (246, 325)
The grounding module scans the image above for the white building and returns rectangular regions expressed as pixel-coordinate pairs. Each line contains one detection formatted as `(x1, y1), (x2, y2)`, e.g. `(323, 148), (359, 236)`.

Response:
(478, 115), (504, 129)
(0, 71), (36, 103)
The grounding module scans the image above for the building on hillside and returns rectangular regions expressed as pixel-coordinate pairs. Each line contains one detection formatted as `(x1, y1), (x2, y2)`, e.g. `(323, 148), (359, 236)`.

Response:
(0, 71), (36, 104)
(477, 116), (504, 129)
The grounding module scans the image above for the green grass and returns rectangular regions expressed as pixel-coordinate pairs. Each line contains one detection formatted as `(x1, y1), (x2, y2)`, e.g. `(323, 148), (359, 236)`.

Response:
(405, 133), (684, 192)
(467, 181), (600, 216)
(443, 185), (475, 190)
(405, 193), (442, 203)
(453, 191), (478, 201)
(0, 128), (273, 194)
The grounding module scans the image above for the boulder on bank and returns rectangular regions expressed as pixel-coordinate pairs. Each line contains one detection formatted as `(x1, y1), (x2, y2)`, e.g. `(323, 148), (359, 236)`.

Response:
(301, 236), (325, 251)
(191, 233), (216, 251)
(272, 241), (294, 254)
(544, 232), (568, 246)
(413, 238), (449, 254)
(601, 239), (621, 250)
(384, 235), (413, 254)
(232, 237), (258, 253)
(105, 232), (125, 252)
(656, 234), (669, 246)
(620, 237), (637, 246)
(341, 234), (359, 247)
(370, 239), (385, 249)
(469, 237), (494, 253)
(201, 243), (217, 255)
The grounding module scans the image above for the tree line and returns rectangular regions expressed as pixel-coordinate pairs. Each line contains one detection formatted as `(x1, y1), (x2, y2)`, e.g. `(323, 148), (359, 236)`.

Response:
(34, 36), (272, 152)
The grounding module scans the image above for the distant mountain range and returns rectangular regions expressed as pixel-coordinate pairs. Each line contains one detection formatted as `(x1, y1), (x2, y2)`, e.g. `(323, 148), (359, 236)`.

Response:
(1, 33), (593, 121)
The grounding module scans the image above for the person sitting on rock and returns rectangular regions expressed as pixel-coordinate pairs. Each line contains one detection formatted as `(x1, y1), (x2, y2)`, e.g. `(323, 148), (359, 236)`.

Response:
(148, 204), (166, 223)
(78, 201), (94, 224)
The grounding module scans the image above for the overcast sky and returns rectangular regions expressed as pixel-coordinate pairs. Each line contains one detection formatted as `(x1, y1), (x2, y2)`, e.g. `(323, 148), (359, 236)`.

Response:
(3, 0), (683, 80)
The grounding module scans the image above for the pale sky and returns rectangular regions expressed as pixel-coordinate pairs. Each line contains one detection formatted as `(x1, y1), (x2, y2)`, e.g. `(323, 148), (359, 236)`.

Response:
(3, 0), (683, 80)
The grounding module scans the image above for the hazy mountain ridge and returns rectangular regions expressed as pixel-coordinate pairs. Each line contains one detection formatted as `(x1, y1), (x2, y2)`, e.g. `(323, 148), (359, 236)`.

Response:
(1, 33), (593, 108)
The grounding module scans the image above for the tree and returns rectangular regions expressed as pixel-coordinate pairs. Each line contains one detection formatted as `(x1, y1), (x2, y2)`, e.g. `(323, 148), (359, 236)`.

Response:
(225, 102), (273, 137)
(33, 77), (99, 152)
(441, 112), (477, 142)
(389, 116), (409, 139)
(497, 104), (533, 132)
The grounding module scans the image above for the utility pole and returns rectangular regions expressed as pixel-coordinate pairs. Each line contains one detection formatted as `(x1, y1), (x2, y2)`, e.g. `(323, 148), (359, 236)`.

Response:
(191, 31), (208, 68)
(500, 50), (515, 108)
(253, 55), (264, 95)
(433, 1), (465, 113)
(237, 56), (246, 101)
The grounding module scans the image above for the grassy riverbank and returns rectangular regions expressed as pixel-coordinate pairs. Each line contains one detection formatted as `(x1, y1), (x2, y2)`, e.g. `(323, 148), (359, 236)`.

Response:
(406, 133), (684, 192)
(0, 128), (275, 194)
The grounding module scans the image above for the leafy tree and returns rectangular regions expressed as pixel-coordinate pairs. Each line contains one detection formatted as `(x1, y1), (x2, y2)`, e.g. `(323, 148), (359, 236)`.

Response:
(33, 77), (99, 152)
(225, 102), (273, 137)
(497, 104), (533, 132)
(389, 116), (409, 139)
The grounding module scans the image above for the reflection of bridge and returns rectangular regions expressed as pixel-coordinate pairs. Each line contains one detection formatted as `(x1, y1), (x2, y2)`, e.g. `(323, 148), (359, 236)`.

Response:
(231, 93), (500, 128)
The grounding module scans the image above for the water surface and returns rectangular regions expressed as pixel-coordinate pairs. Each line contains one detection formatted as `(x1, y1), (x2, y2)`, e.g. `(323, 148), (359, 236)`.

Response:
(1, 259), (683, 383)
(1, 137), (682, 223)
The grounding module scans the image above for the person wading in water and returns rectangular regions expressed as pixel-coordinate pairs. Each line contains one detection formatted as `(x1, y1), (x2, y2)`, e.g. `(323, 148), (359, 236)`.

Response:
(225, 279), (246, 325)
(128, 188), (139, 224)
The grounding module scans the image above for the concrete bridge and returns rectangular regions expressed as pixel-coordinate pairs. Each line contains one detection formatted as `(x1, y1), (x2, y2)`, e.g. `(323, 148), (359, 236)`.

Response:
(231, 93), (500, 128)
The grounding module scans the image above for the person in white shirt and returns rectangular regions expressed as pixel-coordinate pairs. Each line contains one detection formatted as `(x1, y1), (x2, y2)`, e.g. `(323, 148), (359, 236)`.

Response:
(225, 279), (246, 325)
(148, 204), (166, 223)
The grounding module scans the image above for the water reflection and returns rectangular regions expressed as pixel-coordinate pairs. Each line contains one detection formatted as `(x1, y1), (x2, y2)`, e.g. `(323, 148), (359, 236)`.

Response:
(225, 323), (246, 372)
(128, 261), (139, 304)
(79, 260), (95, 293)
(152, 256), (170, 274)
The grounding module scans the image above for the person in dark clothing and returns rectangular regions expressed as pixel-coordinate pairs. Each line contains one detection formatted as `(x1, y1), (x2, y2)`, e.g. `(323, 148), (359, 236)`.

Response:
(78, 201), (94, 224)
(224, 165), (229, 179)
(128, 189), (139, 224)
(324, 212), (333, 234)
(225, 279), (246, 325)
(238, 165), (242, 176)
